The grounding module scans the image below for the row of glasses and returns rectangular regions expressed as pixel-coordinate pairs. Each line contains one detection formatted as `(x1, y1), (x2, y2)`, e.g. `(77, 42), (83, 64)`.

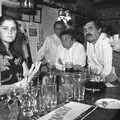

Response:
(58, 69), (87, 104)
(17, 64), (58, 116)
(17, 66), (93, 117)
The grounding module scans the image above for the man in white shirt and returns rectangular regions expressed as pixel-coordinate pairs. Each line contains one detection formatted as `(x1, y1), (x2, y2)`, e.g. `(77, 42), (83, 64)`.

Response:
(56, 29), (86, 71)
(83, 18), (113, 80)
(36, 21), (66, 65)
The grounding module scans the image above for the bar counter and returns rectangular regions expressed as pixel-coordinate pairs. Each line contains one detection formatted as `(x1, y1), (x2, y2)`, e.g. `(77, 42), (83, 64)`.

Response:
(19, 69), (120, 120)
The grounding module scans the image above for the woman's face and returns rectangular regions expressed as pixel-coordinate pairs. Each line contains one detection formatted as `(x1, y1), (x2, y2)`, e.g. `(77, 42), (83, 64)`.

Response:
(0, 20), (17, 43)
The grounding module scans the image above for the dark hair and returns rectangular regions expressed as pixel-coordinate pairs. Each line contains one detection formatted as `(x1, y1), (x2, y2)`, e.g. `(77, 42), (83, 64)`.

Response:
(0, 15), (18, 26)
(83, 17), (102, 30)
(11, 28), (26, 58)
(0, 16), (24, 58)
(60, 29), (76, 39)
(54, 20), (65, 29)
(103, 25), (118, 36)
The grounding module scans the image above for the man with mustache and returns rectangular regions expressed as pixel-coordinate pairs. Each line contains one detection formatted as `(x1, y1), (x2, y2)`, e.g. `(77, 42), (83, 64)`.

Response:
(83, 18), (114, 83)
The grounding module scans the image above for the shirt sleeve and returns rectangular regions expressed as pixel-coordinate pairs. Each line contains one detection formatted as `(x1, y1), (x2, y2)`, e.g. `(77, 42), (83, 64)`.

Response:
(101, 39), (112, 76)
(55, 46), (65, 70)
(36, 37), (49, 62)
(74, 44), (86, 67)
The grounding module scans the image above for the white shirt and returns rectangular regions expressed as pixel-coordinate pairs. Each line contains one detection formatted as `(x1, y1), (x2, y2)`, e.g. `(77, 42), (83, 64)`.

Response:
(87, 33), (112, 76)
(36, 34), (62, 64)
(56, 42), (86, 69)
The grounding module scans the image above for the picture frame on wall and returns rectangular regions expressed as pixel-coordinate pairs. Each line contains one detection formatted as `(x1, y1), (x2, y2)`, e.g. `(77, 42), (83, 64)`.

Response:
(29, 28), (37, 37)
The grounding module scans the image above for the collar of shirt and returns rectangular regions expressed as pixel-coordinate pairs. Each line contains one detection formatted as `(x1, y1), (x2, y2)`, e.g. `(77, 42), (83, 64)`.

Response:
(50, 33), (61, 46)
(87, 33), (107, 47)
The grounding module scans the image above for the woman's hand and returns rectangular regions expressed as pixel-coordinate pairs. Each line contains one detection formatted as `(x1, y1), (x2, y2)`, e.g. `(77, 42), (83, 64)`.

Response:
(27, 62), (41, 83)
(15, 77), (29, 90)
(15, 62), (41, 89)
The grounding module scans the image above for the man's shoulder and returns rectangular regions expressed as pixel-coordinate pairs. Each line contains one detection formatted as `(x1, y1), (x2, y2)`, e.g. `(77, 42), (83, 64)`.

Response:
(45, 33), (56, 39)
(74, 41), (84, 48)
(101, 36), (111, 46)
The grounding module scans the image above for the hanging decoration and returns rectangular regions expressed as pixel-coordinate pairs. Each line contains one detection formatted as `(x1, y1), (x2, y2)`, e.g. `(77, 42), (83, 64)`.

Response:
(58, 9), (71, 24)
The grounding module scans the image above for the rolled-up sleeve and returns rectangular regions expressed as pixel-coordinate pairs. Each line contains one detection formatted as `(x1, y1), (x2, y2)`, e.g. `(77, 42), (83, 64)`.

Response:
(36, 37), (49, 62)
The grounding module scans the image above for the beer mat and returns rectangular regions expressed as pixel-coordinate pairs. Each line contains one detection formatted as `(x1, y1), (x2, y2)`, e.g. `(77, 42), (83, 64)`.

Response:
(38, 102), (92, 120)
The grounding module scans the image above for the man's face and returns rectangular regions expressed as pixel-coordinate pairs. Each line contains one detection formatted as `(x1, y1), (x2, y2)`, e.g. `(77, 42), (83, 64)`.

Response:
(61, 34), (73, 49)
(83, 21), (101, 44)
(54, 23), (65, 37)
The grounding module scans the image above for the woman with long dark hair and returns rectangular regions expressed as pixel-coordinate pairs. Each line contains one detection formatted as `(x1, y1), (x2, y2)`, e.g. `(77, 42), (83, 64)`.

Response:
(0, 16), (29, 85)
(0, 16), (41, 120)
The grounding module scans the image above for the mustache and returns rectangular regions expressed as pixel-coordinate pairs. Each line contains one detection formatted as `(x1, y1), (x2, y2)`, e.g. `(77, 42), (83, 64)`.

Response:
(86, 33), (92, 37)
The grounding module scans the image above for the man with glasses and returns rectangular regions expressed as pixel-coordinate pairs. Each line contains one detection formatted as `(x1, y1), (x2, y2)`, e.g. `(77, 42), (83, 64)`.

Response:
(36, 21), (66, 65)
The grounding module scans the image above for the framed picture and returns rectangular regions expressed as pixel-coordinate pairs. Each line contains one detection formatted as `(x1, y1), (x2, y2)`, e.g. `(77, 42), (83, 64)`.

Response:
(29, 28), (37, 37)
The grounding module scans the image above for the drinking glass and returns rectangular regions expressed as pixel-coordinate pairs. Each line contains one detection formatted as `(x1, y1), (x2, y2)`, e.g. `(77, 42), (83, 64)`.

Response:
(73, 72), (86, 102)
(46, 84), (57, 109)
(77, 83), (85, 101)
(40, 72), (57, 113)
(60, 73), (74, 103)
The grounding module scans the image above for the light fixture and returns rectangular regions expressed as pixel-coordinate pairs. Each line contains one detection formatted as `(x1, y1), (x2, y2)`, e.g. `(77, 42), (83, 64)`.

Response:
(20, 0), (35, 9)
(58, 8), (66, 16)
(58, 9), (71, 22)
(58, 9), (72, 29)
